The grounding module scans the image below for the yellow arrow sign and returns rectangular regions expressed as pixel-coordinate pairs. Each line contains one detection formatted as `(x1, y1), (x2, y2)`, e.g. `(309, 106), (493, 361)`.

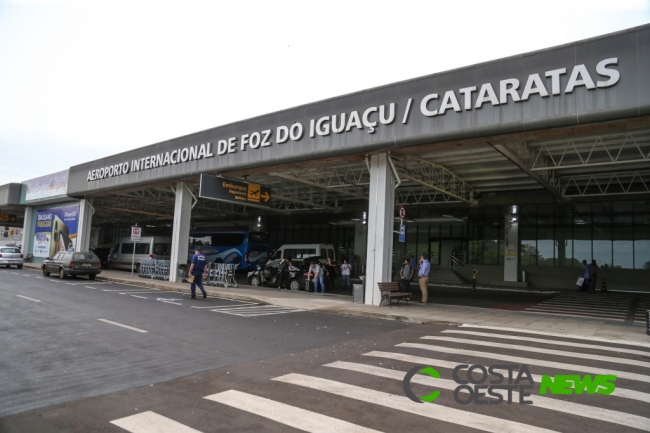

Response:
(261, 191), (271, 202)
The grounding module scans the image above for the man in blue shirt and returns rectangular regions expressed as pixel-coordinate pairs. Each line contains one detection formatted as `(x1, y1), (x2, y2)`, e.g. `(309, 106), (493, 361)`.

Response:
(189, 249), (207, 299)
(418, 253), (431, 304)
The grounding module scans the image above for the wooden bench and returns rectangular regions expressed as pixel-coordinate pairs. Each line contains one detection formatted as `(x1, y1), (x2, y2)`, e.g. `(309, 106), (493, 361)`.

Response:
(378, 282), (410, 307)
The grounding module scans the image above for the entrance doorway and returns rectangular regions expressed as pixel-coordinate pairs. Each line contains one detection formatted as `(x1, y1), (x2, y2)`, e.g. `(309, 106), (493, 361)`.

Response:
(430, 238), (466, 266)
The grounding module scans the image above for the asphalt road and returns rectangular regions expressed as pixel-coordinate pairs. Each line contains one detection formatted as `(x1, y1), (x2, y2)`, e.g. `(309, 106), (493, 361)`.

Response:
(2, 267), (649, 433)
(0, 267), (408, 420)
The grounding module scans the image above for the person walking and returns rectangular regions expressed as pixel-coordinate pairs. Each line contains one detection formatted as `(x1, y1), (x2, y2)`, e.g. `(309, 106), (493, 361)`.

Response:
(399, 258), (413, 292)
(189, 249), (207, 299)
(418, 254), (431, 304)
(340, 259), (352, 291)
(578, 259), (591, 292)
(277, 257), (289, 290)
(309, 261), (326, 293)
(588, 259), (599, 293)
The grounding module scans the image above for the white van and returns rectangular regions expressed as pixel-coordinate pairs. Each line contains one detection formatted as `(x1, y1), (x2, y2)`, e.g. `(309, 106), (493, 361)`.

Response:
(271, 244), (336, 263)
(109, 236), (172, 272)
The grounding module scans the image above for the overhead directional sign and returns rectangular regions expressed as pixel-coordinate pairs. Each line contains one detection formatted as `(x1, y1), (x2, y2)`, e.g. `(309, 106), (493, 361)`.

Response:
(199, 174), (272, 208)
(0, 214), (16, 223)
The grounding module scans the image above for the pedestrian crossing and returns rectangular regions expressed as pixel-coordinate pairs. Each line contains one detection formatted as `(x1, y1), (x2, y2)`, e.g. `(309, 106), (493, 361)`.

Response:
(109, 324), (650, 433)
(524, 292), (638, 322)
(208, 303), (305, 317)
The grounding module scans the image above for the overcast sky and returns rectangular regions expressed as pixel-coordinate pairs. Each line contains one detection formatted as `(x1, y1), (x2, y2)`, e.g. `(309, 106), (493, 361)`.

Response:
(1, 0), (649, 184)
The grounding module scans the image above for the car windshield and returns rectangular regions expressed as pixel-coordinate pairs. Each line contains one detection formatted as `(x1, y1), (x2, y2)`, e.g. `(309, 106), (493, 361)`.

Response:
(1, 248), (20, 253)
(73, 253), (98, 261)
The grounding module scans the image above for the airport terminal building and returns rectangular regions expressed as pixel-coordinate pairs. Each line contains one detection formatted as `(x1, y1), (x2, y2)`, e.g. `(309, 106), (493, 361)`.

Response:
(2, 24), (650, 303)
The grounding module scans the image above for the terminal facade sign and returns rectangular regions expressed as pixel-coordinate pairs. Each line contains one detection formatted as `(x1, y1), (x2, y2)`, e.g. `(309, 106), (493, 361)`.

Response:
(199, 174), (272, 208)
(66, 26), (650, 196)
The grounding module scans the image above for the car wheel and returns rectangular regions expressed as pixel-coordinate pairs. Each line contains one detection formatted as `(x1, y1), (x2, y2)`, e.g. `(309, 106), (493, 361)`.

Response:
(59, 268), (65, 279)
(17, 265), (23, 269)
(5, 265), (9, 268)
(42, 267), (50, 277)
(89, 274), (96, 280)
(250, 275), (261, 286)
(289, 279), (300, 291)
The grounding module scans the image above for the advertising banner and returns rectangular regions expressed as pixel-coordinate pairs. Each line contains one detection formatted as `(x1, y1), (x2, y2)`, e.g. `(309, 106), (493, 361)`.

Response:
(33, 205), (79, 258)
(25, 170), (69, 202)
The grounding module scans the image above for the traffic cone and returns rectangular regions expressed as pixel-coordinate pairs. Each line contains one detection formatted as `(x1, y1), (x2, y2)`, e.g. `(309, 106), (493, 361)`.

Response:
(601, 278), (607, 292)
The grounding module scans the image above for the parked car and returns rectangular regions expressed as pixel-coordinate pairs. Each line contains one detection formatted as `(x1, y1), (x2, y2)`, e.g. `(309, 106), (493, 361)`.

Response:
(0, 246), (24, 268)
(247, 256), (331, 291)
(41, 251), (102, 279)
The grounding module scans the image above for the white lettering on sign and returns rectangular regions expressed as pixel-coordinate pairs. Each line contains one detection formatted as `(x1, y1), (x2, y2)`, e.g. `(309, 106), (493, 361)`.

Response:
(86, 58), (621, 183)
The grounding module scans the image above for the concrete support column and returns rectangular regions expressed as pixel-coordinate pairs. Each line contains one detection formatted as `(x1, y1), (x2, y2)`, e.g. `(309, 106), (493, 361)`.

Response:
(21, 206), (33, 256)
(504, 210), (519, 282)
(353, 221), (367, 277)
(76, 199), (94, 252)
(169, 182), (192, 282)
(364, 154), (396, 305)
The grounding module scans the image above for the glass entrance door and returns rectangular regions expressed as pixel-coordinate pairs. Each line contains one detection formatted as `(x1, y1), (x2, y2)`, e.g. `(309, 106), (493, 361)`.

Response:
(429, 240), (440, 266)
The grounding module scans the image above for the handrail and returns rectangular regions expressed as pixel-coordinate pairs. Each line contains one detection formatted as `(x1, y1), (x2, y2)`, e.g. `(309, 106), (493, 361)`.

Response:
(450, 255), (473, 281)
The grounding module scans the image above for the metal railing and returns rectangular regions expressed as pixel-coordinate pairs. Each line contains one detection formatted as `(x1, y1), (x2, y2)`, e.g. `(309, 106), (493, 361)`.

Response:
(139, 259), (171, 280)
(449, 255), (474, 282)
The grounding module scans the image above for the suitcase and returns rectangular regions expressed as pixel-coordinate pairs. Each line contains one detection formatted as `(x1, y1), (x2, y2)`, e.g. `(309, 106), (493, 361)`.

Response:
(305, 280), (314, 292)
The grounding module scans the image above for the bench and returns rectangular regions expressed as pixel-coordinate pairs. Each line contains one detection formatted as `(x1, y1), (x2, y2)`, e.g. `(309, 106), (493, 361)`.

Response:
(378, 282), (410, 307)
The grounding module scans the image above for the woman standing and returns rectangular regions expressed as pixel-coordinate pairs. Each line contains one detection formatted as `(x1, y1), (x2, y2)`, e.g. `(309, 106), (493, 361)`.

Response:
(340, 259), (352, 291)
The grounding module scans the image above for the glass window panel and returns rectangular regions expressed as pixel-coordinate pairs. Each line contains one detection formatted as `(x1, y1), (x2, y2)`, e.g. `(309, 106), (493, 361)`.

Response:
(519, 220), (536, 266)
(573, 223), (591, 268)
(593, 216), (612, 268)
(418, 224), (430, 262)
(555, 218), (574, 266)
(484, 221), (499, 265)
(635, 225), (650, 269)
(538, 223), (554, 266)
(613, 225), (633, 269)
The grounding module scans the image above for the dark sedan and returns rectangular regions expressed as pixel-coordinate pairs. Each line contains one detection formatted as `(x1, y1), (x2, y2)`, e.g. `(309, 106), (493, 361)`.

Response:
(42, 251), (102, 279)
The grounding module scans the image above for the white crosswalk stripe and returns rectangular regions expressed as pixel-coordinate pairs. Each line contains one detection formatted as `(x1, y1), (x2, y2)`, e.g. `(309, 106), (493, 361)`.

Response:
(420, 335), (650, 368)
(273, 373), (559, 433)
(111, 411), (201, 432)
(363, 350), (650, 404)
(108, 324), (650, 432)
(205, 390), (383, 433)
(397, 342), (650, 383)
(324, 361), (650, 431)
(209, 304), (305, 317)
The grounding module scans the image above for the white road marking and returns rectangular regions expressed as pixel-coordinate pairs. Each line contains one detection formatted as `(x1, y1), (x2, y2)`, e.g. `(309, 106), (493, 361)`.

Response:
(201, 303), (260, 309)
(441, 330), (650, 357)
(459, 324), (650, 348)
(397, 343), (650, 383)
(159, 300), (182, 305)
(325, 361), (650, 431)
(102, 288), (161, 292)
(97, 319), (148, 333)
(119, 291), (164, 295)
(420, 336), (650, 368)
(364, 351), (650, 403)
(131, 295), (147, 299)
(84, 286), (97, 290)
(110, 411), (201, 433)
(16, 295), (41, 303)
(65, 283), (76, 286)
(205, 390), (383, 433)
(273, 373), (559, 433)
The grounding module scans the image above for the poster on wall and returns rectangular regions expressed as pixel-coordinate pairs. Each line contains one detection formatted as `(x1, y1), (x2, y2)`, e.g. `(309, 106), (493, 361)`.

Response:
(33, 205), (79, 258)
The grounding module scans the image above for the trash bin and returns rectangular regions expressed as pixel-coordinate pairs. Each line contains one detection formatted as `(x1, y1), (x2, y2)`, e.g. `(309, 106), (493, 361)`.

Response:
(353, 284), (364, 303)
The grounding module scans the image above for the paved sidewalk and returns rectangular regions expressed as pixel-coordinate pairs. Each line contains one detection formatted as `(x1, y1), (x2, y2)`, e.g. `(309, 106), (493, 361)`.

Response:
(24, 264), (650, 344)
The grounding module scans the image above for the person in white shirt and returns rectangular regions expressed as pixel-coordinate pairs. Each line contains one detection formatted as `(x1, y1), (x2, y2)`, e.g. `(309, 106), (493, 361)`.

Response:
(340, 259), (352, 290)
(309, 261), (325, 293)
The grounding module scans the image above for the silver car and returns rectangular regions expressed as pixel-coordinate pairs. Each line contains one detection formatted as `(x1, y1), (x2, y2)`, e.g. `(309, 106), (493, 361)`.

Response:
(0, 246), (24, 269)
